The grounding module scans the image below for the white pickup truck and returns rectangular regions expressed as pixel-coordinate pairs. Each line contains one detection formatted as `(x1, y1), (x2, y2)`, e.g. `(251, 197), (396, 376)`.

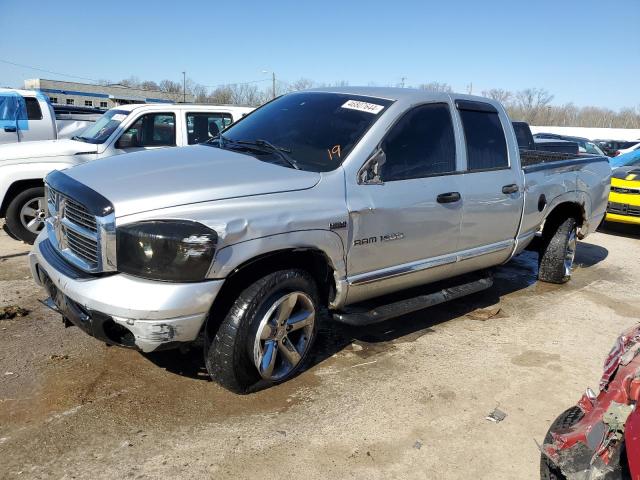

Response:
(0, 103), (253, 242)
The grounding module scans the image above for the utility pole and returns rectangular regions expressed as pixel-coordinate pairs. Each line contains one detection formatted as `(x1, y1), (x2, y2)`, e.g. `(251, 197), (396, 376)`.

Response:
(182, 71), (186, 103)
(400, 76), (407, 88)
(272, 72), (276, 99)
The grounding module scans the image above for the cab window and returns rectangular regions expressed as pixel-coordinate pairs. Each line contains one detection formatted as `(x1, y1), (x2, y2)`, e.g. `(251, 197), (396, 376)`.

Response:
(116, 113), (176, 148)
(457, 100), (508, 171)
(186, 112), (233, 144)
(380, 103), (457, 181)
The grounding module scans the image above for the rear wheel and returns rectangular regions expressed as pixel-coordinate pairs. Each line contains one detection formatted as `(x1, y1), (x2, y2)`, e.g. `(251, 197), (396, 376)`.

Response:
(538, 217), (578, 284)
(204, 269), (319, 393)
(4, 187), (46, 244)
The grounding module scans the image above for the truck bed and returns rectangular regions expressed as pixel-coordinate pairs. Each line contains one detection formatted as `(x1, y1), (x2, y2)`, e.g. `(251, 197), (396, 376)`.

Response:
(520, 149), (609, 172)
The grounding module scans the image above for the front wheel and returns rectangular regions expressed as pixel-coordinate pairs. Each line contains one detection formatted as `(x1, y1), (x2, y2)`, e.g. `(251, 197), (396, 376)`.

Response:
(4, 187), (46, 244)
(540, 406), (584, 479)
(204, 269), (319, 393)
(538, 217), (578, 284)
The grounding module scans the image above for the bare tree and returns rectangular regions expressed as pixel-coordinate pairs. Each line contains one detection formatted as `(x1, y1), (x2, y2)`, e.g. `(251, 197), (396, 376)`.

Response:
(481, 88), (513, 105)
(140, 80), (160, 91)
(417, 82), (452, 93)
(287, 78), (315, 92)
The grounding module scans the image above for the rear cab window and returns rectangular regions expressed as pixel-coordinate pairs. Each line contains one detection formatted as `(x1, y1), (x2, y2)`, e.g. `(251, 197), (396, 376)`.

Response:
(457, 100), (508, 171)
(186, 112), (233, 144)
(24, 97), (43, 120)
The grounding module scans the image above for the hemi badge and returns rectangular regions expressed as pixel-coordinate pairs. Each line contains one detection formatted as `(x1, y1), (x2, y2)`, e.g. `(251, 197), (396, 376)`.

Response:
(330, 221), (347, 230)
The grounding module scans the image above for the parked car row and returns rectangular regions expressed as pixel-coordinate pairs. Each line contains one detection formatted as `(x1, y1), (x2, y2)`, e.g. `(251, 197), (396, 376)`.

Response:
(20, 87), (611, 394)
(595, 139), (640, 157)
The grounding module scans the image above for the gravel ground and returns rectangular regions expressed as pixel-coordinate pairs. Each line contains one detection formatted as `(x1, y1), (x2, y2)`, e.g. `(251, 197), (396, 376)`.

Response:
(0, 222), (639, 479)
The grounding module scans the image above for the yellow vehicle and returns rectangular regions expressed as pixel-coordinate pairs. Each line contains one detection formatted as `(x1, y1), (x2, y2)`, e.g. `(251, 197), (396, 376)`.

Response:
(606, 166), (640, 225)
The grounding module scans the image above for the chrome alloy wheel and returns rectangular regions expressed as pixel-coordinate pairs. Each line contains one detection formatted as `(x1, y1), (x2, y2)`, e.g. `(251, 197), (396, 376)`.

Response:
(564, 228), (577, 278)
(253, 291), (315, 381)
(19, 196), (47, 233)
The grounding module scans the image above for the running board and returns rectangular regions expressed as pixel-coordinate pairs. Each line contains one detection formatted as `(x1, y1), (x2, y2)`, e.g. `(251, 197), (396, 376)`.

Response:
(333, 275), (493, 326)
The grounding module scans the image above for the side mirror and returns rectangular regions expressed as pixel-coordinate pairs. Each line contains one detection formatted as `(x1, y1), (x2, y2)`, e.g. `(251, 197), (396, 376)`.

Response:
(358, 148), (386, 185)
(116, 131), (137, 149)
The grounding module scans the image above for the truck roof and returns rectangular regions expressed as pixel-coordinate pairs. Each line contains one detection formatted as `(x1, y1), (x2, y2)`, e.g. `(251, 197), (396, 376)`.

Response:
(0, 87), (40, 97)
(112, 103), (254, 113)
(305, 86), (502, 108)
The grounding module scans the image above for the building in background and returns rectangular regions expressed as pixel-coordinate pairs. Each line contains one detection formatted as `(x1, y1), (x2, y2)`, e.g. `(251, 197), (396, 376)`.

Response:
(23, 79), (194, 110)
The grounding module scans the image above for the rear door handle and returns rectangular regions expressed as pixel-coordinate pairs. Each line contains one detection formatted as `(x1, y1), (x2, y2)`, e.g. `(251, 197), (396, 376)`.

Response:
(502, 184), (519, 194)
(437, 192), (461, 204)
(4, 126), (17, 133)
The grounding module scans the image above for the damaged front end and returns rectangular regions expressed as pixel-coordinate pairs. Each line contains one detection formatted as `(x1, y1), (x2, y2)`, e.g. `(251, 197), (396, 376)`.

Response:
(541, 323), (640, 479)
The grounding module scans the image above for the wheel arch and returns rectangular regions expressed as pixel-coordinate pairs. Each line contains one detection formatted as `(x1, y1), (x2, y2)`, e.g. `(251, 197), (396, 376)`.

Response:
(204, 245), (342, 338)
(543, 200), (586, 238)
(0, 178), (45, 217)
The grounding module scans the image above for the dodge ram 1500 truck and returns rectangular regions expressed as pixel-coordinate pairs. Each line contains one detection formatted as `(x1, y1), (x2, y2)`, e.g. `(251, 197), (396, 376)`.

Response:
(29, 88), (611, 393)
(1, 103), (252, 243)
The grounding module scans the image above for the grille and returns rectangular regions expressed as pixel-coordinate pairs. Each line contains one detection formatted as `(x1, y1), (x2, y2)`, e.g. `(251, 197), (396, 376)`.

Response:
(47, 186), (100, 270)
(611, 186), (640, 195)
(64, 197), (97, 231)
(607, 202), (640, 217)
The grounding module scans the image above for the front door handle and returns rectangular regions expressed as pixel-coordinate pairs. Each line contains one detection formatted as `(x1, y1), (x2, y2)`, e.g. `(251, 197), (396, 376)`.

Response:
(3, 126), (17, 133)
(437, 192), (461, 204)
(502, 184), (519, 194)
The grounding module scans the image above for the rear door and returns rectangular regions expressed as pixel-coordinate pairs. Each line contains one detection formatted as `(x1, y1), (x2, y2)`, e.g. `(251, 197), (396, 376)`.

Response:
(185, 111), (233, 145)
(455, 100), (524, 264)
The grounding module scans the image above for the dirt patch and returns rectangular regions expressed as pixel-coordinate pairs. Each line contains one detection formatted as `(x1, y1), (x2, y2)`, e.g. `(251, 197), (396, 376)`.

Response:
(583, 289), (640, 318)
(0, 306), (29, 320)
(511, 350), (562, 368)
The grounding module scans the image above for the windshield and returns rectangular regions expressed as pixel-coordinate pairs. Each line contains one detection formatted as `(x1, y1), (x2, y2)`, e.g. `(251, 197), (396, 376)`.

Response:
(210, 92), (393, 172)
(584, 141), (605, 155)
(74, 109), (130, 144)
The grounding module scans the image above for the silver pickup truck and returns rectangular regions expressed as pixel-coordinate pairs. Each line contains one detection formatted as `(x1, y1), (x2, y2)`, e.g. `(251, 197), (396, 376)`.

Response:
(29, 88), (611, 393)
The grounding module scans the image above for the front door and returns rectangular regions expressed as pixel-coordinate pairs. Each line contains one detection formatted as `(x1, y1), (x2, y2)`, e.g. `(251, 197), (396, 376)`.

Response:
(346, 102), (465, 300)
(0, 92), (21, 144)
(113, 112), (178, 153)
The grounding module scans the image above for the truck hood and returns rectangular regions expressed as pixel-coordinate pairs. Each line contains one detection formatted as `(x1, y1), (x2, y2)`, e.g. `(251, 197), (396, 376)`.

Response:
(63, 145), (321, 217)
(0, 138), (96, 161)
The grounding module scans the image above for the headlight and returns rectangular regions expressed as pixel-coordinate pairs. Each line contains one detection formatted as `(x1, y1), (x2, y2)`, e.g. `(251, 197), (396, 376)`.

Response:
(116, 220), (217, 282)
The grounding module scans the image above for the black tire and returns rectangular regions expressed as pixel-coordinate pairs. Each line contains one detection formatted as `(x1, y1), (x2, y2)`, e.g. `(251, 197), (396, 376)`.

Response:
(538, 217), (578, 284)
(204, 269), (319, 394)
(540, 406), (584, 480)
(4, 186), (46, 244)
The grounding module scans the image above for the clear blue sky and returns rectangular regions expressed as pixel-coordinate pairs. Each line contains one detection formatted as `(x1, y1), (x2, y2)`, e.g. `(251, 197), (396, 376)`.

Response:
(1, 0), (638, 109)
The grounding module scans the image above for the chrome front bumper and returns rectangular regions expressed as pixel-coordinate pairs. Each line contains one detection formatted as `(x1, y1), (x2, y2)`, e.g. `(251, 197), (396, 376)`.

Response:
(29, 233), (224, 352)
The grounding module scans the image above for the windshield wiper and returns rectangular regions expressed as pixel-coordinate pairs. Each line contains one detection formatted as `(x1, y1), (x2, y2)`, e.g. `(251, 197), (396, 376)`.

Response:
(71, 135), (89, 143)
(233, 139), (300, 170)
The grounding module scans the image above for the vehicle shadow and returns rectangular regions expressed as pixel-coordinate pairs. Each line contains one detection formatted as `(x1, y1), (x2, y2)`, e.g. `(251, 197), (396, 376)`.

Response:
(142, 243), (608, 384)
(598, 221), (640, 240)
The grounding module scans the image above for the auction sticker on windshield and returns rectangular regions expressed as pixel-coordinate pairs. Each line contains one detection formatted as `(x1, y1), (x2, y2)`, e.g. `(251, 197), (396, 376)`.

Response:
(341, 100), (385, 114)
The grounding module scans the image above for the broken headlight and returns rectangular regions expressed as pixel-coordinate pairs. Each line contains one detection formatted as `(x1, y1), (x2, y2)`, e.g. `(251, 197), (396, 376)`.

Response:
(116, 220), (217, 282)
